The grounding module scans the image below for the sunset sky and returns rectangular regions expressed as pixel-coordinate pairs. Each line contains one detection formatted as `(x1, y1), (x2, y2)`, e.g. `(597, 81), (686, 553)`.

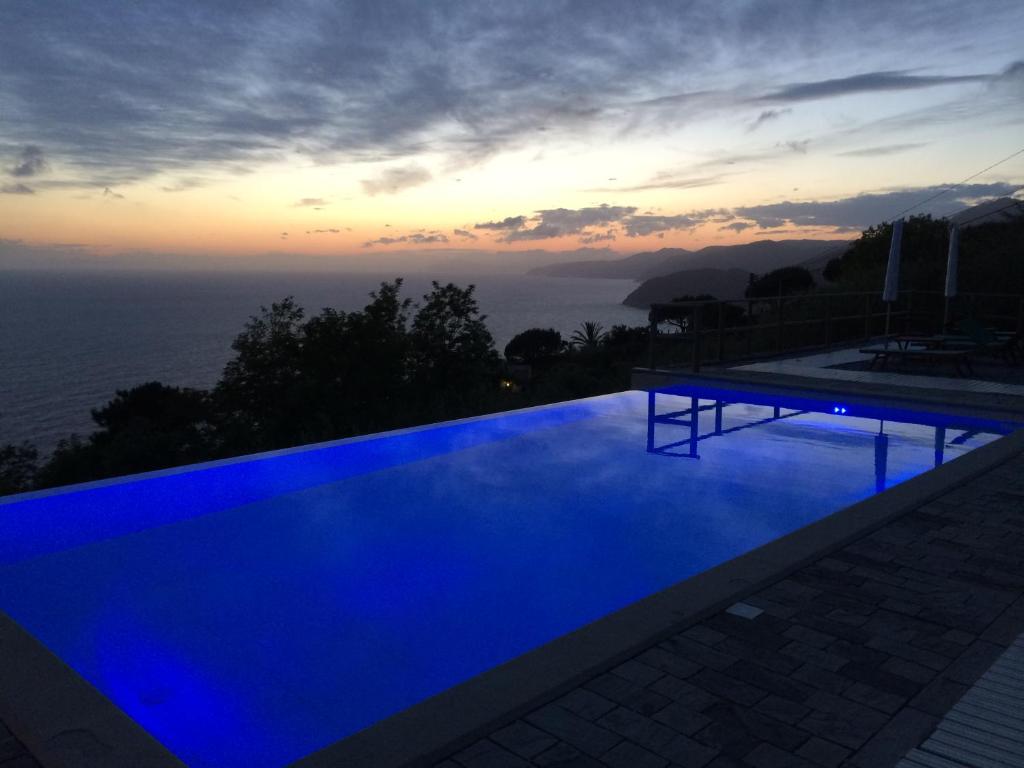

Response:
(1, 0), (1022, 269)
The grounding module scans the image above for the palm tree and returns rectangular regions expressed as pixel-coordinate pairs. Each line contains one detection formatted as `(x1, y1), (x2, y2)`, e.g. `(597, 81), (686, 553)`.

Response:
(570, 321), (608, 349)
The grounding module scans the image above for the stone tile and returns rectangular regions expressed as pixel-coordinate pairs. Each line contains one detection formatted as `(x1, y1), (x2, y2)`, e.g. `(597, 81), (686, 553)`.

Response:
(798, 691), (888, 750)
(492, 721), (560, 759)
(453, 739), (531, 768)
(841, 681), (906, 715)
(533, 742), (605, 768)
(526, 704), (621, 758)
(610, 659), (663, 687)
(661, 636), (738, 672)
(652, 702), (713, 736)
(723, 659), (812, 703)
(557, 690), (617, 721)
(907, 676), (969, 718)
(795, 736), (850, 768)
(636, 646), (702, 680)
(648, 674), (720, 711)
(839, 662), (921, 699)
(743, 742), (817, 768)
(597, 706), (717, 767)
(598, 740), (667, 768)
(688, 669), (767, 707)
(753, 695), (811, 726)
(586, 672), (672, 716)
(942, 639), (1006, 685)
(847, 707), (938, 768)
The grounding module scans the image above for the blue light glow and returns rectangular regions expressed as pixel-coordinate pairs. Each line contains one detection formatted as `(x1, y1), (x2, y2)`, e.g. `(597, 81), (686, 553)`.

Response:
(0, 387), (1015, 767)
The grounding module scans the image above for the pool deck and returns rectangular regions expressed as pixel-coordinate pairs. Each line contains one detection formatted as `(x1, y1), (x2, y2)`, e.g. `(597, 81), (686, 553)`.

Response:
(3, 361), (1024, 768)
(427, 366), (1024, 768)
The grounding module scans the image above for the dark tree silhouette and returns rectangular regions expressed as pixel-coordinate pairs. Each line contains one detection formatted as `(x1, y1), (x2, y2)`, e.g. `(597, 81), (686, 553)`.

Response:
(504, 328), (564, 363)
(745, 266), (815, 298)
(0, 443), (38, 496)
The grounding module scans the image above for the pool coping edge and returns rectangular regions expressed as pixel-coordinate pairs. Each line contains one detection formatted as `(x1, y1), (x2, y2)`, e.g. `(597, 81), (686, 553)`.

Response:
(293, 427), (1024, 768)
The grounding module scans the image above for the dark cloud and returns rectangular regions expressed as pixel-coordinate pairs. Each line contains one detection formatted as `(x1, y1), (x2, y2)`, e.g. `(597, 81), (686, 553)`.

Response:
(363, 232), (449, 247)
(360, 164), (431, 196)
(160, 177), (206, 192)
(720, 221), (755, 232)
(475, 215), (527, 231)
(756, 70), (989, 104)
(623, 213), (705, 237)
(747, 108), (789, 132)
(590, 174), (725, 193)
(307, 228), (342, 234)
(734, 183), (1022, 230)
(780, 139), (810, 154)
(837, 143), (927, 157)
(102, 187), (124, 199)
(453, 228), (478, 240)
(293, 197), (327, 207)
(579, 230), (616, 244)
(1, 2), (1017, 185)
(1, 182), (34, 194)
(9, 145), (46, 177)
(504, 204), (637, 241)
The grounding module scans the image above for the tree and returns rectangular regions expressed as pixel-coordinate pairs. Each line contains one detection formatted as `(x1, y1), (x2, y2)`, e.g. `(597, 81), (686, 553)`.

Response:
(504, 328), (564, 363)
(408, 282), (500, 417)
(669, 295), (745, 328)
(745, 266), (815, 298)
(0, 443), (38, 496)
(35, 383), (214, 489)
(570, 321), (608, 349)
(215, 297), (305, 450)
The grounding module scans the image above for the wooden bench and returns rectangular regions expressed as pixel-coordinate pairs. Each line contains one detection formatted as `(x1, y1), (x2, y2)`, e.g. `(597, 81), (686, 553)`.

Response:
(859, 345), (974, 377)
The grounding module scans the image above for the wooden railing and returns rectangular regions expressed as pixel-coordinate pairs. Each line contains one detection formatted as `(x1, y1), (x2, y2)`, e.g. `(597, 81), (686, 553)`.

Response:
(643, 289), (1024, 373)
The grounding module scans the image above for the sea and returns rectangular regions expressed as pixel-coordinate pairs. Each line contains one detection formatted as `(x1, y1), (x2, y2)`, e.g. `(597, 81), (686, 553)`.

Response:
(0, 270), (646, 453)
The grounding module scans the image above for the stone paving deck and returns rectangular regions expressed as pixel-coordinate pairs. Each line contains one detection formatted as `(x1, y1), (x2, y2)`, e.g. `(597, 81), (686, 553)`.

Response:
(434, 451), (1024, 768)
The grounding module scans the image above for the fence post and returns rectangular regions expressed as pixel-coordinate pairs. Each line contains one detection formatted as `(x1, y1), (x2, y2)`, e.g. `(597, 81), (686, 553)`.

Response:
(824, 293), (832, 349)
(776, 295), (784, 352)
(692, 305), (702, 373)
(717, 302), (725, 363)
(647, 311), (658, 369)
(746, 299), (754, 357)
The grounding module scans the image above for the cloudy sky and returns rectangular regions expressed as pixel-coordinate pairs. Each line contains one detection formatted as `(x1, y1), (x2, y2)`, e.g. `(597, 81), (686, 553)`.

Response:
(1, 0), (1023, 266)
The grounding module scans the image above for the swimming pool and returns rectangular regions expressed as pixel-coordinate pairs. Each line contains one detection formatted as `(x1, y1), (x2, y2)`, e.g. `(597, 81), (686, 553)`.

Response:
(0, 384), (1017, 767)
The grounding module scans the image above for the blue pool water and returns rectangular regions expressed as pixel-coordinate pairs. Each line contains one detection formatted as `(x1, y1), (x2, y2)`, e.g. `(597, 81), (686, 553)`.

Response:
(0, 385), (1016, 767)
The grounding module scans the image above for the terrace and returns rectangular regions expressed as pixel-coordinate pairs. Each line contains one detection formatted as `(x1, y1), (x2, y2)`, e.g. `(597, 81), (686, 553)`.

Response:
(3, 292), (1024, 768)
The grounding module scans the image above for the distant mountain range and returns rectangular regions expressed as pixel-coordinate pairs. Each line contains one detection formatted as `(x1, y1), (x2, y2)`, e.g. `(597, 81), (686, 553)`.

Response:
(529, 239), (845, 282)
(531, 196), (1022, 309)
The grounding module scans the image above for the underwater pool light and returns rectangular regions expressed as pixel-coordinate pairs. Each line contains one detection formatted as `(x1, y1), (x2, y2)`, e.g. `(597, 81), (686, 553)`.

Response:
(833, 406), (848, 414)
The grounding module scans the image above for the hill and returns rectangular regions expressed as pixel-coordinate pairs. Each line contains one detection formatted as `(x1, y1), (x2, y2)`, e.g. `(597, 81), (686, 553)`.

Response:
(949, 197), (1024, 228)
(621, 268), (753, 309)
(529, 239), (846, 281)
(528, 248), (690, 279)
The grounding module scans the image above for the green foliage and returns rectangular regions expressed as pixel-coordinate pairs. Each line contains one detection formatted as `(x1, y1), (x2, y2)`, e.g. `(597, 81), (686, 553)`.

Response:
(669, 295), (746, 327)
(409, 282), (500, 417)
(0, 443), (38, 496)
(570, 321), (608, 348)
(745, 266), (815, 298)
(504, 328), (564, 363)
(828, 214), (1024, 296)
(35, 383), (214, 489)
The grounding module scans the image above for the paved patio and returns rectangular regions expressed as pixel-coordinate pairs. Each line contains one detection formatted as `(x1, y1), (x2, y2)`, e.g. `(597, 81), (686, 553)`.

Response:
(434, 450), (1024, 768)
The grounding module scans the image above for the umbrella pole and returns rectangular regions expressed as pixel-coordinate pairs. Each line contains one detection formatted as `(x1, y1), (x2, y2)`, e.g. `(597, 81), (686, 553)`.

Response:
(942, 297), (950, 332)
(883, 302), (892, 348)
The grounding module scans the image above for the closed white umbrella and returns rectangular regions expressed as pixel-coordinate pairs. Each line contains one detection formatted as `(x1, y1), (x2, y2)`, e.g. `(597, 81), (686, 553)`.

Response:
(882, 218), (903, 302)
(943, 223), (959, 330)
(882, 218), (903, 345)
